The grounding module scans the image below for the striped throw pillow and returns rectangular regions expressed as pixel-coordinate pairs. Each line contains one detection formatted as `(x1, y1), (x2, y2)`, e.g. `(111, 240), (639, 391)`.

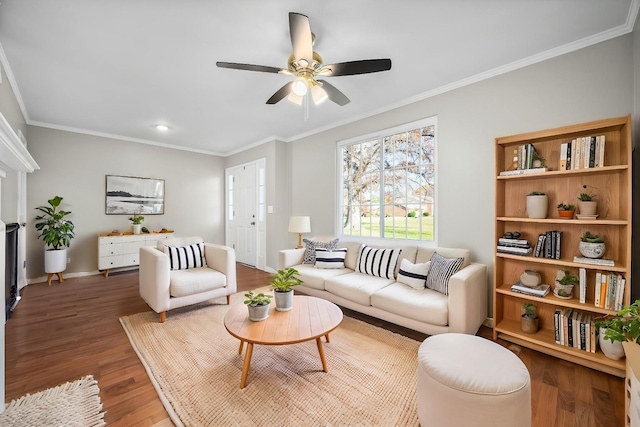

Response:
(303, 238), (339, 264)
(356, 245), (402, 280)
(163, 243), (207, 271)
(397, 259), (431, 290)
(425, 252), (464, 295)
(315, 248), (347, 269)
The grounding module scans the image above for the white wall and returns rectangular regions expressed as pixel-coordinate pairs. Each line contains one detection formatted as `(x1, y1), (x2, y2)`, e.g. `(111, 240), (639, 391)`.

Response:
(26, 126), (225, 279)
(287, 35), (634, 315)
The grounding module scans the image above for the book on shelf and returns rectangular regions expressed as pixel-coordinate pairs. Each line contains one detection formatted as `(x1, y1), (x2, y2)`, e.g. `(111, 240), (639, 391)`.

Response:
(594, 272), (602, 307)
(566, 141), (572, 170)
(573, 256), (614, 266)
(534, 233), (545, 257)
(497, 238), (530, 248)
(499, 167), (547, 177)
(559, 143), (567, 170)
(554, 231), (562, 260)
(554, 309), (596, 353)
(588, 136), (596, 168)
(578, 268), (586, 304)
(497, 246), (532, 256)
(510, 282), (550, 297)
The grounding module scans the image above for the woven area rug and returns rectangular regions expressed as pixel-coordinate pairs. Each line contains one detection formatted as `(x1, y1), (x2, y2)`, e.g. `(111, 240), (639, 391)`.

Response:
(120, 293), (420, 427)
(0, 375), (105, 426)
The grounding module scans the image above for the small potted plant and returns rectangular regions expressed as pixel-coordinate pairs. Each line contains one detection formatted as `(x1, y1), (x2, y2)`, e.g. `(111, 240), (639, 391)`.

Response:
(577, 189), (597, 216)
(554, 269), (578, 299)
(35, 196), (75, 276)
(594, 299), (640, 360)
(526, 191), (548, 219)
(129, 213), (145, 235)
(556, 202), (576, 219)
(270, 267), (303, 312)
(243, 291), (273, 321)
(579, 231), (605, 259)
(521, 303), (539, 334)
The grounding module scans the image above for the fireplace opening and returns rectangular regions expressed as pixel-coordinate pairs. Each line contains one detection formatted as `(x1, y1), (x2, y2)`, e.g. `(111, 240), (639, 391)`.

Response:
(5, 223), (20, 320)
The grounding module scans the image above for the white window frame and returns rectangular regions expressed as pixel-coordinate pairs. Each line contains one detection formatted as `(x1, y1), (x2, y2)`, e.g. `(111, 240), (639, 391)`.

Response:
(336, 116), (438, 244)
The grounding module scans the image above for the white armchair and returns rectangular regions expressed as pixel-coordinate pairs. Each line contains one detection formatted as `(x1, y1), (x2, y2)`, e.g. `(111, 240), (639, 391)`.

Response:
(139, 236), (237, 322)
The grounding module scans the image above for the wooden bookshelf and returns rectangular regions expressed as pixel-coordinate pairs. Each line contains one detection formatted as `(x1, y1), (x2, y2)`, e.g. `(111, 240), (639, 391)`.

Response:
(493, 115), (632, 378)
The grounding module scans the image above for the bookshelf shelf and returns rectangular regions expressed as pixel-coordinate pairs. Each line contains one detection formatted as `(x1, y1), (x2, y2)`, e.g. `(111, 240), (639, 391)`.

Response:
(493, 115), (632, 378)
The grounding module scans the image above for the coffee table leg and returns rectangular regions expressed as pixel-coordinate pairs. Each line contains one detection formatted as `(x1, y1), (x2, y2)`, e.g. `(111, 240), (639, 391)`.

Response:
(325, 333), (330, 343)
(316, 337), (328, 372)
(238, 340), (244, 354)
(240, 342), (254, 388)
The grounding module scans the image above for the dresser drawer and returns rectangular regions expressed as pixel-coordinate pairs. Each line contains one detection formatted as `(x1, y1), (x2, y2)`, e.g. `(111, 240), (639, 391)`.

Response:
(98, 255), (123, 270)
(122, 253), (139, 266)
(122, 240), (145, 255)
(98, 244), (123, 257)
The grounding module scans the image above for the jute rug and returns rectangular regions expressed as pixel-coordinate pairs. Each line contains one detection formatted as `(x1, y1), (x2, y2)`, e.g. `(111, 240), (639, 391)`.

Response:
(120, 293), (420, 427)
(0, 375), (105, 426)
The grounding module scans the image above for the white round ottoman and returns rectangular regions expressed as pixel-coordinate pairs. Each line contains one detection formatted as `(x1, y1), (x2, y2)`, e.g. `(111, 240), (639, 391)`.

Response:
(417, 333), (531, 427)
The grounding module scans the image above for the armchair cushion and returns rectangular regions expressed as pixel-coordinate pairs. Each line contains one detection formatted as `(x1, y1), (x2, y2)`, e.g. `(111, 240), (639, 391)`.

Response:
(169, 267), (227, 297)
(164, 242), (206, 270)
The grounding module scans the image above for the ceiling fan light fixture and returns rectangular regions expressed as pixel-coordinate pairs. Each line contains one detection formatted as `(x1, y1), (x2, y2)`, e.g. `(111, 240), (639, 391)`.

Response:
(287, 91), (304, 105)
(153, 124), (170, 131)
(311, 85), (328, 104)
(291, 77), (308, 96)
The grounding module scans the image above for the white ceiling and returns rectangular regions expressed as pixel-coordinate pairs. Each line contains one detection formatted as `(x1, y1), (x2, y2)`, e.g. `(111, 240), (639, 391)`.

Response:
(0, 1), (637, 156)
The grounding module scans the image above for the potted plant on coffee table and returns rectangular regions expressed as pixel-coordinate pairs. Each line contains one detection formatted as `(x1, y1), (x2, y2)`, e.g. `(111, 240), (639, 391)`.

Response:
(270, 267), (303, 312)
(244, 291), (273, 321)
(35, 196), (75, 285)
(556, 202), (576, 219)
(521, 303), (539, 334)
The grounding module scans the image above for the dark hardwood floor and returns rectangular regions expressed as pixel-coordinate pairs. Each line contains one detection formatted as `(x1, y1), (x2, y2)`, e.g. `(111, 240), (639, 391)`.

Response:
(5, 265), (624, 426)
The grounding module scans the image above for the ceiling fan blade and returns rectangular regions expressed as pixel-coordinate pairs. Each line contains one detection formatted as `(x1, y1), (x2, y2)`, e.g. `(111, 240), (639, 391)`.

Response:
(216, 62), (284, 74)
(321, 59), (392, 77)
(317, 80), (350, 106)
(289, 12), (313, 63)
(266, 81), (295, 104)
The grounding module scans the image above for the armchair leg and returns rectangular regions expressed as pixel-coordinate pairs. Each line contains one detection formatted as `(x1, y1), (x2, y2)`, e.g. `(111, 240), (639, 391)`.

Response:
(159, 311), (166, 323)
(226, 295), (231, 305)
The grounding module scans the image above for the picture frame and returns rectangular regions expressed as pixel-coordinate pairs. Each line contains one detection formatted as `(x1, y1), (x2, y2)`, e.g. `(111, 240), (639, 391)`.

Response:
(105, 175), (165, 215)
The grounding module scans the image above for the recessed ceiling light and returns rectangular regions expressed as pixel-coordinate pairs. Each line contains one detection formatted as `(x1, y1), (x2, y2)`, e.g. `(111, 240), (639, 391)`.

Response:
(153, 124), (170, 131)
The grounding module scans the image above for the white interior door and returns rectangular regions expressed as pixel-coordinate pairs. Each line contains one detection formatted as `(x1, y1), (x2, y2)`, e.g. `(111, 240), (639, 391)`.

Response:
(227, 163), (257, 266)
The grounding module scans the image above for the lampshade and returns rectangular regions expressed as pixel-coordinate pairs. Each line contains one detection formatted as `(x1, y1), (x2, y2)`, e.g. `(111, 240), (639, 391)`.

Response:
(288, 216), (311, 233)
(291, 77), (308, 96)
(311, 85), (328, 104)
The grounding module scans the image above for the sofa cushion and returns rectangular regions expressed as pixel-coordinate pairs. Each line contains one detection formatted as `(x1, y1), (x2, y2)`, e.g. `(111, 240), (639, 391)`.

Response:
(325, 272), (394, 306)
(343, 241), (365, 270)
(425, 253), (464, 295)
(397, 259), (431, 290)
(303, 238), (339, 264)
(371, 282), (449, 326)
(315, 248), (347, 269)
(356, 245), (402, 280)
(294, 264), (351, 291)
(164, 243), (207, 270)
(169, 267), (226, 297)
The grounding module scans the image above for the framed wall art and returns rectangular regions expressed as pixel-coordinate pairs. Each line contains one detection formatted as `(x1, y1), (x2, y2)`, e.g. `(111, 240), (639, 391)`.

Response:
(105, 175), (165, 215)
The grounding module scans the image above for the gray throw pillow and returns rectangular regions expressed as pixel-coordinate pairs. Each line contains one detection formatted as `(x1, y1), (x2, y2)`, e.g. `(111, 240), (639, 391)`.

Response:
(303, 238), (339, 264)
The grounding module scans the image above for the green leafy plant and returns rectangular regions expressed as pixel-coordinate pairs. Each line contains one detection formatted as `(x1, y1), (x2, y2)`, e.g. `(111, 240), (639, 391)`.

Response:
(34, 196), (75, 250)
(595, 300), (640, 344)
(558, 271), (579, 286)
(577, 192), (596, 201)
(581, 231), (604, 243)
(423, 211), (430, 217)
(243, 291), (273, 306)
(408, 211), (416, 218)
(528, 191), (546, 196)
(532, 152), (547, 168)
(556, 202), (576, 211)
(129, 213), (145, 225)
(522, 303), (538, 319)
(270, 268), (303, 293)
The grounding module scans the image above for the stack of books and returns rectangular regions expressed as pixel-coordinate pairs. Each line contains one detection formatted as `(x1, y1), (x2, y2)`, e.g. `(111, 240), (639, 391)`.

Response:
(533, 231), (562, 259)
(510, 281), (550, 297)
(573, 256), (614, 266)
(553, 309), (596, 353)
(594, 271), (626, 311)
(499, 143), (548, 176)
(497, 238), (532, 256)
(559, 135), (605, 171)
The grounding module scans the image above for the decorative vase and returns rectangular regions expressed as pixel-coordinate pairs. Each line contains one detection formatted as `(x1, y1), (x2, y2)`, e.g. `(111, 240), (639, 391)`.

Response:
(519, 270), (541, 288)
(247, 303), (270, 321)
(526, 195), (548, 219)
(558, 209), (575, 219)
(274, 289), (294, 312)
(521, 316), (539, 334)
(598, 327), (625, 360)
(578, 201), (597, 216)
(579, 241), (606, 259)
(554, 283), (574, 299)
(44, 248), (67, 273)
(132, 224), (142, 235)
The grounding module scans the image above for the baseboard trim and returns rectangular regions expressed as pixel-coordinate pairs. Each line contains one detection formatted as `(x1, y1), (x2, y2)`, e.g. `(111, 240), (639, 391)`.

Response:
(483, 317), (494, 328)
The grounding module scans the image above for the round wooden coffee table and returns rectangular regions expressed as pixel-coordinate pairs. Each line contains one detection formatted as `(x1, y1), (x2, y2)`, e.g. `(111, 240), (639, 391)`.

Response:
(224, 295), (343, 388)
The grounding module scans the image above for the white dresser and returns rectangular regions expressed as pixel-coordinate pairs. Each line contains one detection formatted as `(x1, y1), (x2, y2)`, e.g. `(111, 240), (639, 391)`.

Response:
(98, 233), (174, 277)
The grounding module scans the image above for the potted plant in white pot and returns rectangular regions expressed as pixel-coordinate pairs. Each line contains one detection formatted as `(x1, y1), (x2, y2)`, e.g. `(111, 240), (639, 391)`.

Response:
(244, 291), (273, 321)
(579, 231), (605, 259)
(270, 267), (302, 312)
(129, 213), (144, 235)
(526, 191), (548, 219)
(34, 196), (75, 276)
(595, 299), (640, 360)
(577, 191), (597, 216)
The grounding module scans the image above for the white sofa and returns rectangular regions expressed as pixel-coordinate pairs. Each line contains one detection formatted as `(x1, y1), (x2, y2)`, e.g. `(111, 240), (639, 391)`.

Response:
(139, 236), (237, 322)
(279, 240), (487, 336)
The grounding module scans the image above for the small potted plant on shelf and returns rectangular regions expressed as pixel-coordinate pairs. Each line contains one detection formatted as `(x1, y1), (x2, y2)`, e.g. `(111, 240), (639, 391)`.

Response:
(244, 291), (273, 321)
(579, 231), (605, 259)
(521, 303), (539, 334)
(270, 267), (303, 312)
(34, 196), (75, 277)
(577, 188), (597, 216)
(554, 269), (578, 299)
(129, 213), (145, 235)
(526, 191), (548, 219)
(595, 299), (640, 360)
(556, 202), (576, 219)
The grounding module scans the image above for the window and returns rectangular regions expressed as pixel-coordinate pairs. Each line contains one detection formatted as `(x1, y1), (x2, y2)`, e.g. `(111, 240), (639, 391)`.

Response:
(339, 117), (436, 241)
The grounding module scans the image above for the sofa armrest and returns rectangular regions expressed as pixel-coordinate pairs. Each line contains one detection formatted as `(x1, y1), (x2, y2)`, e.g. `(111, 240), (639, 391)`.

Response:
(279, 248), (305, 269)
(204, 243), (237, 295)
(139, 246), (171, 313)
(447, 262), (488, 334)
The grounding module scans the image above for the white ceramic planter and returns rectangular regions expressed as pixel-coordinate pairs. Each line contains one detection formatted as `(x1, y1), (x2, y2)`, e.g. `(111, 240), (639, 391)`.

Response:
(599, 327), (625, 360)
(45, 248), (67, 273)
(247, 303), (270, 321)
(526, 195), (548, 219)
(578, 201), (597, 215)
(132, 224), (142, 235)
(579, 241), (606, 259)
(274, 290), (294, 312)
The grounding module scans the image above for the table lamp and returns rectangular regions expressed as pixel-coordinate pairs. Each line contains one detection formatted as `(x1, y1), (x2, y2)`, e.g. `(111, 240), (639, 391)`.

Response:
(288, 216), (311, 248)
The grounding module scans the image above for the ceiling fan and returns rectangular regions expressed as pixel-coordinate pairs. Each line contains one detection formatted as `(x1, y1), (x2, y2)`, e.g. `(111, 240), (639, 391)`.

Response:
(216, 12), (392, 106)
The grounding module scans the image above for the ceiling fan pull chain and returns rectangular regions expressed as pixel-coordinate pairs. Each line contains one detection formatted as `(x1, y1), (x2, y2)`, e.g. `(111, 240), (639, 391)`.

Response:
(304, 94), (309, 121)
